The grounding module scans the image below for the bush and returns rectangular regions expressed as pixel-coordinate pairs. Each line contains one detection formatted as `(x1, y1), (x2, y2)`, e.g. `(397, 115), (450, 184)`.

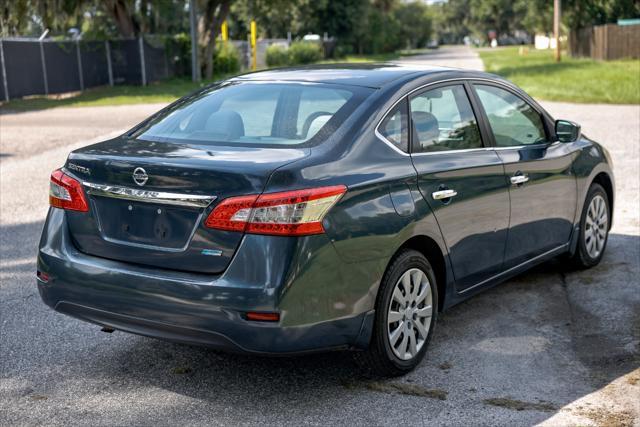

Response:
(165, 33), (191, 77)
(288, 41), (323, 65)
(266, 44), (290, 67)
(334, 44), (354, 58)
(213, 42), (240, 74)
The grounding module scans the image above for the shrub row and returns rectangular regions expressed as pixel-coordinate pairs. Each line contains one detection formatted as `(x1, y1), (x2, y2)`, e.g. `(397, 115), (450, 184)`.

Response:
(213, 42), (241, 74)
(266, 42), (323, 67)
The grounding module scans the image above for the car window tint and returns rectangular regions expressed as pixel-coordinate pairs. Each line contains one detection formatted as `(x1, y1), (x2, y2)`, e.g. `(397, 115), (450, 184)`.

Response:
(410, 85), (482, 153)
(475, 84), (546, 147)
(378, 101), (409, 152)
(133, 82), (362, 147)
(297, 87), (351, 138)
(218, 87), (280, 137)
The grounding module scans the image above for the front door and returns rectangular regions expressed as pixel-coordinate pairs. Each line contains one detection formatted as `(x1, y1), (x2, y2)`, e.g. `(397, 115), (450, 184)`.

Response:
(471, 83), (577, 269)
(409, 83), (511, 290)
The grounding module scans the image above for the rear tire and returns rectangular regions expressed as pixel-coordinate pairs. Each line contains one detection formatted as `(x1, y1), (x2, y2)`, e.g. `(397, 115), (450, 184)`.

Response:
(354, 249), (438, 377)
(570, 183), (610, 269)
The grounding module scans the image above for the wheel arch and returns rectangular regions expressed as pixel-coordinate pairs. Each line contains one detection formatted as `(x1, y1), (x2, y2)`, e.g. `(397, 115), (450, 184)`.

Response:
(393, 235), (447, 312)
(591, 172), (614, 230)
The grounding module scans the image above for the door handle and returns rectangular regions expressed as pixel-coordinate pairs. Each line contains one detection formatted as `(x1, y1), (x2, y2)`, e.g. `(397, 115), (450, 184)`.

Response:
(432, 189), (458, 200)
(510, 174), (529, 185)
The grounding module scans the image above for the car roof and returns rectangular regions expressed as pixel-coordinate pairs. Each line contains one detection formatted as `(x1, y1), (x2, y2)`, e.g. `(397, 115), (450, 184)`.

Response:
(229, 63), (492, 89)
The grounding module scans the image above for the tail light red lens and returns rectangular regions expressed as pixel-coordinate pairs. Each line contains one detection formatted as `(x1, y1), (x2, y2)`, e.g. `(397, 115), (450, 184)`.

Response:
(204, 185), (347, 236)
(245, 312), (280, 322)
(49, 169), (89, 212)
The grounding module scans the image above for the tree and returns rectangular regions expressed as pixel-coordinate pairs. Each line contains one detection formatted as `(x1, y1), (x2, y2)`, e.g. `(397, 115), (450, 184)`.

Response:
(520, 0), (553, 35)
(394, 1), (433, 49)
(230, 0), (300, 39)
(431, 0), (472, 44)
(200, 0), (231, 79)
(468, 0), (528, 41)
(1, 0), (30, 36)
(104, 0), (138, 37)
(562, 0), (640, 30)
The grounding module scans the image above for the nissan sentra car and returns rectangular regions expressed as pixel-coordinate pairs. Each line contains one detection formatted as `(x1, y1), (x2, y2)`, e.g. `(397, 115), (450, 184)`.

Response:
(37, 64), (614, 376)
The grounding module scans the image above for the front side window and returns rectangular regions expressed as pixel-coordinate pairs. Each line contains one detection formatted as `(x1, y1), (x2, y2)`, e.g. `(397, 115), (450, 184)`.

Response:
(474, 84), (546, 147)
(133, 82), (367, 147)
(409, 85), (483, 153)
(378, 100), (409, 152)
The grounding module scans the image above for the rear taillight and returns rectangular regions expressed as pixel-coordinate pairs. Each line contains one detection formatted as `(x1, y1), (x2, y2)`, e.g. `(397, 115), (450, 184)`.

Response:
(49, 169), (89, 212)
(204, 185), (346, 236)
(245, 312), (280, 322)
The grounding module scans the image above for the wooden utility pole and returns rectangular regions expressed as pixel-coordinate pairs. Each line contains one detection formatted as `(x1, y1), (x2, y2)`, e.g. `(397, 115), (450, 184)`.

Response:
(554, 0), (561, 61)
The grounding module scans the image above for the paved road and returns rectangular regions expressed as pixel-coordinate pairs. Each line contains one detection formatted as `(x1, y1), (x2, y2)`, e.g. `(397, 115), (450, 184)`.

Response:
(394, 45), (485, 71)
(0, 104), (166, 161)
(1, 48), (639, 426)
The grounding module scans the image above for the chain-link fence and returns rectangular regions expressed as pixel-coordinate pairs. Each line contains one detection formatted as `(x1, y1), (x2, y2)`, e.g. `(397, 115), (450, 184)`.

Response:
(0, 36), (178, 101)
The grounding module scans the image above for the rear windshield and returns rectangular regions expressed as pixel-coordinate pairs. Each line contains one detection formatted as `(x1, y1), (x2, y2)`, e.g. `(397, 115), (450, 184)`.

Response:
(132, 82), (370, 148)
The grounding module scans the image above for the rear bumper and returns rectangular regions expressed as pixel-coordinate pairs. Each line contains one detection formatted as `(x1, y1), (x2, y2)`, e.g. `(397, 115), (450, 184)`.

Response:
(42, 300), (371, 355)
(37, 208), (376, 354)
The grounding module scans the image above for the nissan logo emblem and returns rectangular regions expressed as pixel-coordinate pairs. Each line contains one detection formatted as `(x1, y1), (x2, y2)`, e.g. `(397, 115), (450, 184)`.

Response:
(132, 167), (148, 186)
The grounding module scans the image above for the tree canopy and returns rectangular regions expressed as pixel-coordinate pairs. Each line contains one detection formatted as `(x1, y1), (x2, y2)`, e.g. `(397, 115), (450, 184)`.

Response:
(431, 0), (639, 43)
(2, 0), (638, 51)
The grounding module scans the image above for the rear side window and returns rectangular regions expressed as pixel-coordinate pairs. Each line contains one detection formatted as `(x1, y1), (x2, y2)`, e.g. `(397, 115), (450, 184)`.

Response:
(378, 100), (409, 153)
(409, 84), (483, 153)
(133, 82), (369, 148)
(474, 84), (546, 147)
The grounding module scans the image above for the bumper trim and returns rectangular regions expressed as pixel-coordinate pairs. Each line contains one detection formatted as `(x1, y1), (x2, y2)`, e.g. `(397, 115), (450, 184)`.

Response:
(56, 301), (244, 352)
(53, 300), (358, 355)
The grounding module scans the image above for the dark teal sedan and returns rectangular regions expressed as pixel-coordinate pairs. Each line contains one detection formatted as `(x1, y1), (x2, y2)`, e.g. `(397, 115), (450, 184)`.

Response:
(37, 64), (614, 376)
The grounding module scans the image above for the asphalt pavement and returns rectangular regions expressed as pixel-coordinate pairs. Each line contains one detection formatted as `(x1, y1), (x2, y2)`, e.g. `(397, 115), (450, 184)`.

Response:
(1, 47), (638, 426)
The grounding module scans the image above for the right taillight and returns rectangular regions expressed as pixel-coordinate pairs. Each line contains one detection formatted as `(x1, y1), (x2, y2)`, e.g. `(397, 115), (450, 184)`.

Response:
(204, 185), (347, 236)
(49, 169), (89, 212)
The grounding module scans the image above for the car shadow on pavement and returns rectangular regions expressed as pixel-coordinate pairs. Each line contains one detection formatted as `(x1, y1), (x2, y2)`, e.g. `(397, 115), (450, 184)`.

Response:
(2, 221), (638, 424)
(62, 235), (640, 423)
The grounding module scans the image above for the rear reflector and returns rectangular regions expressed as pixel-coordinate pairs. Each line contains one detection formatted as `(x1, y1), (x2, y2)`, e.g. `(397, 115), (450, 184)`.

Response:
(49, 169), (89, 212)
(246, 312), (280, 322)
(204, 185), (346, 236)
(36, 270), (50, 283)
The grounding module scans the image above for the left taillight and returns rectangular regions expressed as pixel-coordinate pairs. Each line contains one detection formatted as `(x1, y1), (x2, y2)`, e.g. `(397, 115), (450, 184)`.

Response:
(49, 169), (89, 212)
(204, 185), (347, 236)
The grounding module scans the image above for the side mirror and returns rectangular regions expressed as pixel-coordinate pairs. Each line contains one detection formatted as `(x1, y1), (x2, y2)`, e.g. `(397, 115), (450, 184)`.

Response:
(555, 119), (581, 143)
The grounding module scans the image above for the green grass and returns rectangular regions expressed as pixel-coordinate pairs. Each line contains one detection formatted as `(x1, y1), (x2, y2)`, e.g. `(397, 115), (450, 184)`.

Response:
(478, 47), (640, 104)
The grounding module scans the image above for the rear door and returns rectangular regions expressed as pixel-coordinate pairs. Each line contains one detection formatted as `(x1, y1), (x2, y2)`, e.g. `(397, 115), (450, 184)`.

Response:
(408, 83), (510, 290)
(470, 82), (577, 269)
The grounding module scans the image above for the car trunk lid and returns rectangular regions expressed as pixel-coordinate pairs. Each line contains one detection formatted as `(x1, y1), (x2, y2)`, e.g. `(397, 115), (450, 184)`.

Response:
(64, 137), (309, 274)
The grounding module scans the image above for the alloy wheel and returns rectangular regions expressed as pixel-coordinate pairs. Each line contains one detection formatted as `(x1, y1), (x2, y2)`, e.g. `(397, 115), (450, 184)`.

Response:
(387, 268), (433, 361)
(584, 194), (608, 259)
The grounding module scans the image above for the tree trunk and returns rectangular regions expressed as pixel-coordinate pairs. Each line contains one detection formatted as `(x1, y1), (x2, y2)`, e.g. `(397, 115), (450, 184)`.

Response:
(202, 0), (231, 80)
(105, 0), (137, 38)
(204, 36), (216, 79)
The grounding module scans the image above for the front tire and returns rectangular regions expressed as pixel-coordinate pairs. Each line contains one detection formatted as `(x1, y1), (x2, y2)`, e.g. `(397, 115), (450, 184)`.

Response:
(571, 183), (610, 268)
(355, 249), (438, 377)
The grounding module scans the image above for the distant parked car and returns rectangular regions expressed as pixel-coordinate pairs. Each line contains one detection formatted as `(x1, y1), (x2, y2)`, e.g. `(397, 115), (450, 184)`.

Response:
(38, 64), (614, 376)
(302, 34), (321, 42)
(427, 40), (439, 49)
